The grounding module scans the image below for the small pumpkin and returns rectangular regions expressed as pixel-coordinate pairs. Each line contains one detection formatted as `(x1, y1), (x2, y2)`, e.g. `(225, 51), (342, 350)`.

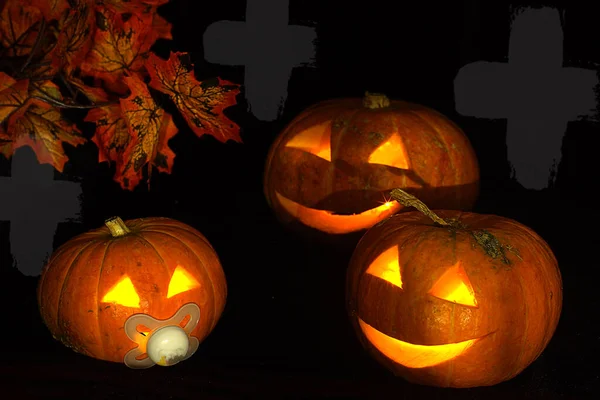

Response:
(37, 216), (227, 369)
(263, 92), (480, 238)
(346, 189), (562, 388)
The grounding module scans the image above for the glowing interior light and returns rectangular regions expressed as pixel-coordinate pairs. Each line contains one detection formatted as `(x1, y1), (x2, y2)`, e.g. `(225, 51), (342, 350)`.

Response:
(429, 262), (477, 307)
(167, 265), (201, 299)
(102, 276), (141, 308)
(275, 192), (401, 234)
(285, 121), (332, 162)
(366, 246), (402, 289)
(358, 318), (480, 368)
(368, 133), (409, 169)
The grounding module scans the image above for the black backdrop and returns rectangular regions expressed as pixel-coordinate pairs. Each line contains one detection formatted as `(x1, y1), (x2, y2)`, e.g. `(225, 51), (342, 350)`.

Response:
(1, 0), (599, 398)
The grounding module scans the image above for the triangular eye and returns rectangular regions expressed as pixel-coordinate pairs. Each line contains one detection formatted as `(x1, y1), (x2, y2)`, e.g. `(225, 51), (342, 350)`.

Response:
(102, 276), (141, 308)
(167, 265), (201, 299)
(285, 121), (331, 162)
(365, 246), (402, 289)
(428, 262), (477, 307)
(368, 133), (409, 169)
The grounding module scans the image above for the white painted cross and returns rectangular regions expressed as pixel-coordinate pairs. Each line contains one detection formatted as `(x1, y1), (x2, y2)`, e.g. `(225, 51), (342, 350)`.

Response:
(454, 6), (598, 190)
(203, 0), (317, 121)
(0, 148), (82, 276)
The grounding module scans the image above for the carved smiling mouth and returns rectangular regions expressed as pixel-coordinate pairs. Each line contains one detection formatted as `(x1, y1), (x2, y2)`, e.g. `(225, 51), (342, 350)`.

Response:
(275, 191), (401, 234)
(358, 318), (489, 369)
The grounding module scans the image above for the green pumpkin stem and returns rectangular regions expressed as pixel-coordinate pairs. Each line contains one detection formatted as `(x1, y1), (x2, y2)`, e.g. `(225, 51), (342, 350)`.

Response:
(105, 216), (131, 237)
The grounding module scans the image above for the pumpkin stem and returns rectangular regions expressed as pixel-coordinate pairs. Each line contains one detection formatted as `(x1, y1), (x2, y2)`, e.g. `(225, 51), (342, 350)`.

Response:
(390, 188), (515, 265)
(363, 91), (390, 109)
(389, 189), (451, 226)
(105, 216), (131, 237)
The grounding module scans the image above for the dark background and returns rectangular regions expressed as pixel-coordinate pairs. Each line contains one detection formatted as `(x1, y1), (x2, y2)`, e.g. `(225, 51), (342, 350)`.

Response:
(1, 0), (599, 398)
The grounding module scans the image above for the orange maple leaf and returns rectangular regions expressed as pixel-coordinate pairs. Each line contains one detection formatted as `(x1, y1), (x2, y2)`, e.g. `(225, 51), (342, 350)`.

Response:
(146, 52), (241, 143)
(25, 0), (70, 21)
(151, 12), (172, 41)
(80, 6), (160, 94)
(94, 0), (169, 18)
(86, 73), (177, 190)
(0, 124), (11, 157)
(50, 0), (96, 76)
(0, 1), (42, 57)
(92, 0), (171, 41)
(0, 72), (29, 127)
(68, 76), (114, 104)
(1, 81), (86, 172)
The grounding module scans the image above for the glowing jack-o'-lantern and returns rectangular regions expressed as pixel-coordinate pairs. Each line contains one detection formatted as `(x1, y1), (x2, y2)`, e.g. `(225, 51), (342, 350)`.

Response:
(264, 92), (480, 238)
(37, 216), (227, 369)
(346, 189), (563, 388)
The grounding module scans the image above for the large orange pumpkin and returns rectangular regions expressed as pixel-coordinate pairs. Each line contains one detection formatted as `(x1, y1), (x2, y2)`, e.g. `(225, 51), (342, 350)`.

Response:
(263, 92), (480, 237)
(37, 216), (227, 369)
(346, 189), (563, 388)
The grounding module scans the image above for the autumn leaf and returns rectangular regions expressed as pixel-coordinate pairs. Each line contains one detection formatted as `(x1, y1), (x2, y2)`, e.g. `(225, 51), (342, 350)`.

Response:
(26, 0), (70, 21)
(50, 0), (95, 76)
(1, 79), (86, 171)
(94, 0), (169, 19)
(0, 72), (29, 125)
(146, 52), (241, 143)
(151, 11), (172, 41)
(0, 124), (11, 157)
(68, 76), (114, 104)
(80, 6), (160, 93)
(86, 73), (177, 190)
(85, 103), (129, 164)
(0, 1), (42, 57)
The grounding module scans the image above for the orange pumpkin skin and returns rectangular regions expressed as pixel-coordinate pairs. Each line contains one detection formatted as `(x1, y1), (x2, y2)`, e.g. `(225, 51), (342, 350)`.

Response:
(37, 217), (227, 364)
(263, 93), (480, 237)
(346, 210), (563, 388)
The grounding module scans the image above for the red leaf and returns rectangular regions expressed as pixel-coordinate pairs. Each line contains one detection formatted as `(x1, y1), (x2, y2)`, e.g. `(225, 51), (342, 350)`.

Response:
(80, 7), (158, 94)
(50, 0), (95, 76)
(146, 51), (241, 143)
(151, 11), (172, 41)
(85, 73), (177, 190)
(27, 0), (70, 21)
(0, 124), (11, 157)
(0, 72), (30, 126)
(94, 0), (169, 18)
(0, 0), (43, 57)
(2, 80), (86, 171)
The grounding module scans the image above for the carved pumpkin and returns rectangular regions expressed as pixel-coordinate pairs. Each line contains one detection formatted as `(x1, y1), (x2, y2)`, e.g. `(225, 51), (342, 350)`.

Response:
(263, 92), (480, 238)
(37, 216), (227, 369)
(346, 189), (563, 388)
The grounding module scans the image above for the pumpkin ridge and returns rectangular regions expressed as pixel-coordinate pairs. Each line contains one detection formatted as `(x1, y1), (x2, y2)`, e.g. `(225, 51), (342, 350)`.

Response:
(96, 237), (116, 358)
(142, 227), (218, 331)
(395, 227), (436, 331)
(130, 231), (172, 284)
(388, 115), (407, 190)
(508, 265), (529, 381)
(56, 239), (102, 338)
(407, 109), (452, 187)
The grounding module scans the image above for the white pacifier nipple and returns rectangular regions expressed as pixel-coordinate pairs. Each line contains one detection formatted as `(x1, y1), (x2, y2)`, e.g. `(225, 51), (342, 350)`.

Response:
(123, 303), (201, 369)
(146, 325), (189, 366)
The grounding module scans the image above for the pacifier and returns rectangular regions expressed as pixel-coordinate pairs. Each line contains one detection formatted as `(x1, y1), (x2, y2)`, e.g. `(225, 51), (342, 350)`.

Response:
(123, 303), (201, 369)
